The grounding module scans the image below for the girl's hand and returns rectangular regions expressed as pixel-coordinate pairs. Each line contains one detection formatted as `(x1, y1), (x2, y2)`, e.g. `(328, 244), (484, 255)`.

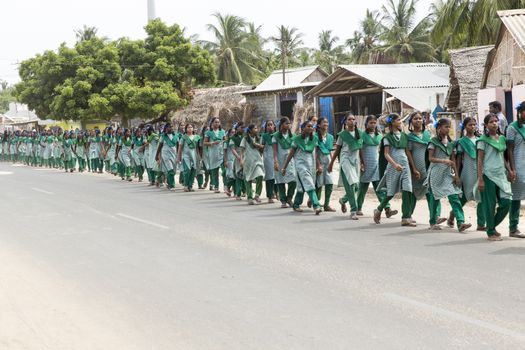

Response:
(317, 166), (323, 175)
(214, 141), (220, 145)
(240, 161), (244, 168)
(281, 168), (286, 176)
(508, 170), (516, 183)
(445, 159), (454, 167)
(413, 170), (421, 180)
(453, 175), (461, 187)
(478, 178), (485, 192)
(395, 164), (403, 172)
(328, 164), (333, 173)
(360, 163), (365, 173)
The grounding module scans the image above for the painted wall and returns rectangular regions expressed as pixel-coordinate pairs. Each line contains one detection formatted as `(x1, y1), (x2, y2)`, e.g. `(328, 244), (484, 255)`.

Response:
(477, 87), (505, 123)
(512, 84), (525, 119)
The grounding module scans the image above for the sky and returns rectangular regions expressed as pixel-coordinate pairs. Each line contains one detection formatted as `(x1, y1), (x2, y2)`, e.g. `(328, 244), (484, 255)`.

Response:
(0, 0), (434, 85)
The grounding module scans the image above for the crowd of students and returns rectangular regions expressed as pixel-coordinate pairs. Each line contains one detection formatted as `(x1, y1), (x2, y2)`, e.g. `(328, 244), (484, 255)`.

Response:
(1, 101), (524, 241)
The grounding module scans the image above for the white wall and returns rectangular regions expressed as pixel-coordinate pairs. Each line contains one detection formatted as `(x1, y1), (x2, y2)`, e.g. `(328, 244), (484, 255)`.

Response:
(512, 85), (525, 119)
(477, 87), (505, 123)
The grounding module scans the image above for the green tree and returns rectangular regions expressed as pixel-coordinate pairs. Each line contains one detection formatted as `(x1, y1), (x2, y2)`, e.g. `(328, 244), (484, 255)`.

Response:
(16, 19), (216, 125)
(314, 30), (349, 73)
(431, 0), (525, 54)
(75, 25), (101, 42)
(272, 26), (304, 84)
(380, 0), (435, 63)
(204, 13), (264, 84)
(347, 9), (384, 63)
(0, 85), (15, 113)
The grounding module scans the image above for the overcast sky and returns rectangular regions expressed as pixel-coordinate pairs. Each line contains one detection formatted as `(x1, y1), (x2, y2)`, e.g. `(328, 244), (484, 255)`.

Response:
(0, 0), (434, 85)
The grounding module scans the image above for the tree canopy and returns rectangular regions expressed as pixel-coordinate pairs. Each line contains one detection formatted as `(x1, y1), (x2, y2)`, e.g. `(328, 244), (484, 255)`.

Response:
(15, 19), (215, 125)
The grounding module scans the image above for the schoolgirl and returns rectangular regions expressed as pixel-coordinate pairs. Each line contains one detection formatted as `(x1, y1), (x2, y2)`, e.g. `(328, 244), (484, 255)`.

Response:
(282, 120), (322, 214)
(357, 115), (396, 217)
(315, 117), (335, 212)
(156, 123), (178, 189)
(261, 120), (277, 203)
(452, 117), (486, 231)
(115, 128), (133, 181)
(144, 125), (160, 186)
(328, 114), (363, 219)
(406, 112), (444, 225)
(223, 127), (236, 197)
(240, 124), (265, 205)
(228, 122), (245, 199)
(177, 123), (201, 192)
(203, 117), (225, 193)
(273, 117), (297, 208)
(475, 114), (514, 241)
(374, 114), (413, 226)
(131, 128), (146, 182)
(507, 102), (525, 238)
(424, 118), (470, 231)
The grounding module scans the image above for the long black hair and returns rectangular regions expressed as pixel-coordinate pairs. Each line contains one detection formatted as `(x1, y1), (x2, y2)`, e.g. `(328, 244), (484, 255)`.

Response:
(483, 113), (501, 136)
(461, 117), (480, 137)
(264, 119), (275, 134)
(435, 118), (452, 142)
(316, 117), (328, 141)
(300, 121), (314, 141)
(408, 111), (425, 132)
(278, 116), (292, 137)
(386, 113), (401, 135)
(345, 113), (360, 140)
(516, 101), (525, 129)
(364, 115), (379, 136)
(209, 117), (222, 130)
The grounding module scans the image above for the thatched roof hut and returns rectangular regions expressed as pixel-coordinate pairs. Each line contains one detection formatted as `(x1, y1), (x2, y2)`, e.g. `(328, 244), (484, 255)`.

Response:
(446, 45), (493, 116)
(171, 85), (254, 128)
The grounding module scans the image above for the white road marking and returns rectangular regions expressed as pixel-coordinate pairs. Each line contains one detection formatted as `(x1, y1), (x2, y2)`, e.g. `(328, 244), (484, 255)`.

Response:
(116, 213), (169, 230)
(31, 187), (54, 195)
(384, 292), (525, 341)
(0, 171), (13, 175)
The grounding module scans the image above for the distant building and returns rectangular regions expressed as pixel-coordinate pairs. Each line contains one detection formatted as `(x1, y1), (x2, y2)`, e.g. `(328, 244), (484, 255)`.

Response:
(1, 102), (39, 131)
(307, 63), (450, 134)
(479, 9), (525, 122)
(242, 66), (328, 122)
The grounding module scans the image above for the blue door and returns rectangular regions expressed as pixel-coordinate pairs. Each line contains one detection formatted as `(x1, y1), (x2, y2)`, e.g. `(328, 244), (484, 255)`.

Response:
(319, 97), (334, 135)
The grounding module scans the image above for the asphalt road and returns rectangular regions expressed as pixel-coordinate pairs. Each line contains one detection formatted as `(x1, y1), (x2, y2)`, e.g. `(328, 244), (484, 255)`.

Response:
(1, 162), (524, 350)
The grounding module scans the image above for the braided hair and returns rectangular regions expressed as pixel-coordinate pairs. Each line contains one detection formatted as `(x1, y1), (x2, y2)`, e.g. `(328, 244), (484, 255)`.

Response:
(460, 117), (480, 137)
(278, 116), (292, 137)
(435, 118), (452, 142)
(316, 117), (328, 141)
(483, 113), (501, 136)
(408, 111), (425, 132)
(364, 115), (379, 136)
(345, 113), (360, 140)
(386, 113), (401, 134)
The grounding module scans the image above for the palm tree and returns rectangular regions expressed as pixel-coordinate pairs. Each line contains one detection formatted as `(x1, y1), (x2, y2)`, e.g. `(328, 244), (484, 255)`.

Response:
(314, 30), (341, 73)
(75, 25), (100, 42)
(431, 0), (525, 52)
(204, 13), (263, 84)
(272, 26), (304, 85)
(380, 0), (435, 63)
(346, 10), (384, 63)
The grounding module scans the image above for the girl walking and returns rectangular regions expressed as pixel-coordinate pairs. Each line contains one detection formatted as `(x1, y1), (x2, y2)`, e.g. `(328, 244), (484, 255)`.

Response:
(261, 120), (277, 203)
(273, 117), (297, 208)
(282, 121), (322, 214)
(131, 128), (146, 182)
(425, 119), (471, 232)
(240, 124), (265, 205)
(315, 117), (335, 212)
(507, 102), (525, 238)
(453, 117), (486, 231)
(156, 123), (178, 190)
(328, 114), (363, 219)
(374, 114), (414, 226)
(357, 115), (396, 217)
(178, 124), (200, 192)
(475, 114), (514, 241)
(204, 118), (225, 193)
(116, 128), (133, 181)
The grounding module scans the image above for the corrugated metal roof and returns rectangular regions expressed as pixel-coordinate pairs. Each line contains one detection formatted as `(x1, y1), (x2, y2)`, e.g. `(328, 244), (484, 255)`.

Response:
(242, 65), (327, 94)
(338, 63), (450, 89)
(498, 9), (525, 53)
(384, 87), (449, 111)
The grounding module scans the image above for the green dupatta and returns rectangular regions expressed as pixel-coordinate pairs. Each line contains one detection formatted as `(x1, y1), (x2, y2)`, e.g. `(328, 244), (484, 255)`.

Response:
(317, 133), (334, 155)
(429, 137), (455, 156)
(273, 131), (293, 150)
(510, 121), (525, 141)
(292, 134), (318, 153)
(161, 133), (178, 148)
(457, 136), (477, 159)
(407, 130), (431, 145)
(477, 134), (506, 152)
(183, 134), (200, 149)
(337, 129), (363, 151)
(362, 131), (382, 146)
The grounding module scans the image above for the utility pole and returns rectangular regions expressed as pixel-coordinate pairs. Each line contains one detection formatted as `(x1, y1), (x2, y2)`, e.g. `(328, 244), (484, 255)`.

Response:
(147, 0), (156, 22)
